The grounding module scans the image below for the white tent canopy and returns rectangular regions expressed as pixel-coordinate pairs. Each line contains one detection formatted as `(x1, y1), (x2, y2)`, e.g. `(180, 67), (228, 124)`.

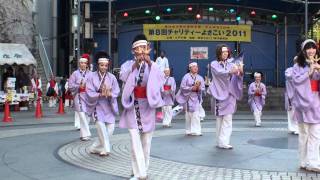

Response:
(0, 43), (36, 66)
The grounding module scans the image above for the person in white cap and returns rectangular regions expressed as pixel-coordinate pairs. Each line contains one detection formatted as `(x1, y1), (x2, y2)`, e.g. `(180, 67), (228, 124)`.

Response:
(68, 56), (92, 140)
(176, 62), (205, 136)
(248, 72), (267, 127)
(207, 44), (243, 149)
(161, 68), (176, 127)
(119, 34), (164, 180)
(86, 51), (120, 156)
(292, 39), (320, 172)
(285, 56), (298, 135)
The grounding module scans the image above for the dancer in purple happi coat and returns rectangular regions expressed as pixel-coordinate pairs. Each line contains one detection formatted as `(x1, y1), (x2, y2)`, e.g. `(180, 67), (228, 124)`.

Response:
(119, 34), (164, 179)
(86, 52), (120, 156)
(161, 68), (176, 128)
(176, 62), (205, 136)
(207, 44), (243, 149)
(292, 39), (320, 172)
(68, 56), (92, 140)
(248, 72), (267, 127)
(285, 56), (299, 134)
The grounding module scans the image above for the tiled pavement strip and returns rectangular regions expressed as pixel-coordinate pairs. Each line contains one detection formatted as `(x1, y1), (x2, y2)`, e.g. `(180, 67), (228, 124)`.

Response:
(1, 108), (319, 180)
(57, 127), (320, 180)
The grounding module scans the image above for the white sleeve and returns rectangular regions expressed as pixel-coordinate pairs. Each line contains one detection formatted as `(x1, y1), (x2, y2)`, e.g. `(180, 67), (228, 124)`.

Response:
(54, 83), (59, 93)
(31, 79), (36, 89)
(119, 60), (134, 82)
(65, 81), (68, 90)
(38, 79), (42, 89)
(165, 57), (169, 68)
(155, 57), (160, 64)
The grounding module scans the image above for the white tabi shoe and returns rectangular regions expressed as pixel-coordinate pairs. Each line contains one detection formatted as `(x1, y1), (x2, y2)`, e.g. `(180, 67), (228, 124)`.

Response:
(306, 165), (320, 172)
(99, 151), (110, 156)
(89, 147), (101, 155)
(191, 133), (203, 136)
(255, 123), (261, 127)
(300, 162), (307, 170)
(217, 144), (233, 149)
(80, 137), (91, 141)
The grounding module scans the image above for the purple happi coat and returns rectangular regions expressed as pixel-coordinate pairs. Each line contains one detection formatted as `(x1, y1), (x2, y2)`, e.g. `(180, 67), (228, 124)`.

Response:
(292, 64), (320, 124)
(161, 76), (176, 106)
(86, 71), (120, 124)
(248, 82), (267, 112)
(68, 69), (91, 113)
(207, 60), (243, 116)
(119, 62), (164, 132)
(119, 59), (135, 82)
(175, 73), (205, 112)
(285, 67), (295, 110)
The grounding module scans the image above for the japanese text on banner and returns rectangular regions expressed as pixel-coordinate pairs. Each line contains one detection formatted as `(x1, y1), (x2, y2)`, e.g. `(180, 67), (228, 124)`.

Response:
(143, 24), (251, 42)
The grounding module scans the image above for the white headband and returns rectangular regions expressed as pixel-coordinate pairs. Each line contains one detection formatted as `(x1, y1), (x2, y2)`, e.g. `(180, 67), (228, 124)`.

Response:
(164, 67), (170, 71)
(189, 62), (198, 67)
(132, 40), (148, 49)
(254, 72), (261, 77)
(301, 39), (316, 50)
(98, 58), (109, 63)
(222, 47), (228, 52)
(79, 58), (88, 63)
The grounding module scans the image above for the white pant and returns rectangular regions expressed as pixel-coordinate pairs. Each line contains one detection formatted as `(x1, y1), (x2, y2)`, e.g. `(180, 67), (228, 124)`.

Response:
(129, 129), (153, 179)
(48, 97), (56, 107)
(74, 112), (80, 129)
(298, 123), (320, 168)
(65, 99), (70, 107)
(162, 105), (173, 126)
(287, 109), (298, 133)
(76, 111), (91, 138)
(253, 110), (262, 125)
(216, 114), (233, 146)
(33, 99), (43, 107)
(199, 104), (206, 121)
(172, 105), (184, 117)
(65, 99), (73, 107)
(90, 121), (114, 153)
(185, 109), (201, 135)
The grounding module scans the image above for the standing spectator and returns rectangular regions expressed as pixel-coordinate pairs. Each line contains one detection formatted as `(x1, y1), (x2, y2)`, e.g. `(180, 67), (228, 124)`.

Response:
(155, 50), (169, 72)
(2, 66), (14, 91)
(31, 72), (42, 106)
(15, 66), (31, 93)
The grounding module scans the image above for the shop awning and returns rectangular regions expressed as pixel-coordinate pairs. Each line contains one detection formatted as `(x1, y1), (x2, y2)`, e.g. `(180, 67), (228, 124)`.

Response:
(0, 43), (37, 66)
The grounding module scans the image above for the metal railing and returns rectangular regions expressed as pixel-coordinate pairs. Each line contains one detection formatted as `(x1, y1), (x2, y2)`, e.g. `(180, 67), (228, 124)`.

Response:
(38, 34), (53, 81)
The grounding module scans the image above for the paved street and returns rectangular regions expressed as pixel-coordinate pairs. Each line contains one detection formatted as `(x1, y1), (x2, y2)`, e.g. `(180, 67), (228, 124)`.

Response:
(1, 107), (319, 180)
